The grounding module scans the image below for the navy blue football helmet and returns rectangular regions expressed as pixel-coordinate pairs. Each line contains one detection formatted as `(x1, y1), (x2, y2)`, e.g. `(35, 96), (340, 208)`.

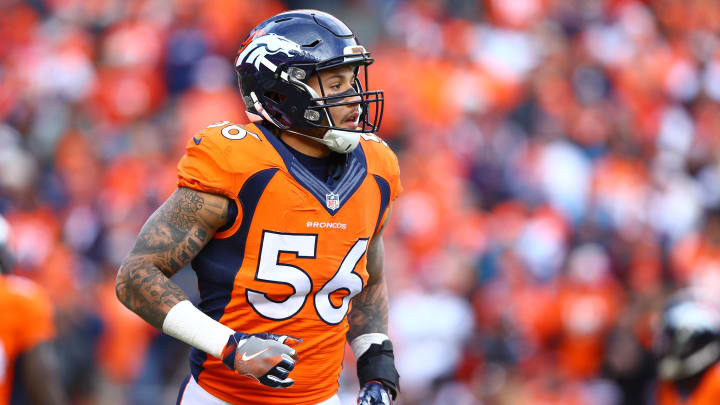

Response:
(234, 10), (384, 153)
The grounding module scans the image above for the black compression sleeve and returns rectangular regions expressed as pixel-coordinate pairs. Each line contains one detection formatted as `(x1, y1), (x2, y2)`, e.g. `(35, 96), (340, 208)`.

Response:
(357, 340), (400, 399)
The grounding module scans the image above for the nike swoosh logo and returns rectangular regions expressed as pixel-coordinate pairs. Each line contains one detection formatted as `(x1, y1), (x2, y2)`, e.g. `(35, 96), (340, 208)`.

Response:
(193, 136), (203, 145)
(241, 347), (271, 361)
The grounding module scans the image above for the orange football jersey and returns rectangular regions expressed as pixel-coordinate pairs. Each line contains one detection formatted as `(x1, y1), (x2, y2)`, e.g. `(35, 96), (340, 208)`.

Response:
(177, 121), (402, 405)
(0, 275), (55, 405)
(658, 363), (720, 405)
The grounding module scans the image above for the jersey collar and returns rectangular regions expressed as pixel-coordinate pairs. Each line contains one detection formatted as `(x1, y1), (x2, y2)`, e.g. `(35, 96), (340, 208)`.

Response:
(256, 124), (368, 216)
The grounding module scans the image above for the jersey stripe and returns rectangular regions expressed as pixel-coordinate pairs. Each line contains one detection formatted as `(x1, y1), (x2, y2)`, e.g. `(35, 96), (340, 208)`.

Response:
(257, 124), (368, 215)
(215, 199), (238, 233)
(190, 168), (279, 380)
(176, 375), (191, 405)
(372, 175), (391, 234)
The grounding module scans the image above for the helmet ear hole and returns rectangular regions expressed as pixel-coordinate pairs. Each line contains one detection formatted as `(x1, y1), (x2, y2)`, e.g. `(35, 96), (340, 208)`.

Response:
(261, 93), (293, 128)
(265, 91), (287, 104)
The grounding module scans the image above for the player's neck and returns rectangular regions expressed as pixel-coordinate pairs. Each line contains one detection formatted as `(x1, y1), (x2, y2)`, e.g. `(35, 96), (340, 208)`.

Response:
(280, 131), (331, 158)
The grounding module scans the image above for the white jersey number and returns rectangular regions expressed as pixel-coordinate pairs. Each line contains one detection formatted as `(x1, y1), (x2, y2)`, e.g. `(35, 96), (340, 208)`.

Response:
(360, 133), (388, 147)
(246, 231), (315, 320)
(247, 231), (367, 324)
(314, 239), (367, 324)
(205, 121), (260, 140)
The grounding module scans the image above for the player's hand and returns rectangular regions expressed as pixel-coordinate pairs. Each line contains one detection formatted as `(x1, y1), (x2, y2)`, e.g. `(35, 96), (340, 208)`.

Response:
(221, 332), (301, 388)
(357, 381), (392, 405)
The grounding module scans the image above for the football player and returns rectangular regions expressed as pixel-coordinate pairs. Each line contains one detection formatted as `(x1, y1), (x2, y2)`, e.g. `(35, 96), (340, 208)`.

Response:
(656, 295), (720, 404)
(0, 215), (67, 405)
(116, 10), (400, 405)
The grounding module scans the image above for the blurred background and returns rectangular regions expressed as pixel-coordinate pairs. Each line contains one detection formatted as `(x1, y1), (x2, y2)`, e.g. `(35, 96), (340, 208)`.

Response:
(2, 0), (720, 404)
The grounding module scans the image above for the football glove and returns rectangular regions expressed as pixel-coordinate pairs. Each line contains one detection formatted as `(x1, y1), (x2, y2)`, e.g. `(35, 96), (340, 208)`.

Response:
(357, 381), (392, 405)
(221, 332), (301, 388)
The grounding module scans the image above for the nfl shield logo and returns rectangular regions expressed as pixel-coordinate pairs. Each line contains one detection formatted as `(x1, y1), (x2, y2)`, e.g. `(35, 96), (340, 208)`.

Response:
(326, 192), (340, 210)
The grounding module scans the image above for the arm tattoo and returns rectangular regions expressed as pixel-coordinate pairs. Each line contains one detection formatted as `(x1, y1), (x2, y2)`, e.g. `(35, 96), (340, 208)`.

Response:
(115, 187), (229, 328)
(347, 231), (390, 342)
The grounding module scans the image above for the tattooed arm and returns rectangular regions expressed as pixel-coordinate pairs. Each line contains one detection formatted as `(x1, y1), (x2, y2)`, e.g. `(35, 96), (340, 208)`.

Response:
(348, 207), (400, 402)
(116, 187), (300, 387)
(347, 207), (392, 341)
(115, 187), (229, 329)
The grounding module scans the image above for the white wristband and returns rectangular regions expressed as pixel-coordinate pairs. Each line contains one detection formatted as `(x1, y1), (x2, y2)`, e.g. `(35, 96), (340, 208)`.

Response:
(350, 333), (389, 360)
(162, 300), (235, 359)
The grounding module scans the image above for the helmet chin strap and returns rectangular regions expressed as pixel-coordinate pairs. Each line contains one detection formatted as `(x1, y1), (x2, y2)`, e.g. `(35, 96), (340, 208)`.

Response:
(284, 128), (360, 154)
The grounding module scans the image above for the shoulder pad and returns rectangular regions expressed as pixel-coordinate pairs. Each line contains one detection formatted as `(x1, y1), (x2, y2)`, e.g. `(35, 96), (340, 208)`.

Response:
(177, 121), (273, 198)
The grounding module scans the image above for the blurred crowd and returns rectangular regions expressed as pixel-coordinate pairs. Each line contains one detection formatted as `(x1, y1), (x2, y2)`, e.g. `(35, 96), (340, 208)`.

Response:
(2, 0), (720, 404)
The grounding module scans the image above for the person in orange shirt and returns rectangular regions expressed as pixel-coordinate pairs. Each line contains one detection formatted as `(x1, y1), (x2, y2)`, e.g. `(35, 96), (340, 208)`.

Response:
(116, 10), (400, 405)
(656, 295), (720, 405)
(0, 215), (66, 405)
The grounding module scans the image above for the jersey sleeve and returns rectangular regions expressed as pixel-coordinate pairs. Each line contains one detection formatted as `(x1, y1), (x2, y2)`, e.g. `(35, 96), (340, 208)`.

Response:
(380, 149), (402, 232)
(387, 148), (403, 203)
(177, 132), (239, 199)
(369, 139), (402, 233)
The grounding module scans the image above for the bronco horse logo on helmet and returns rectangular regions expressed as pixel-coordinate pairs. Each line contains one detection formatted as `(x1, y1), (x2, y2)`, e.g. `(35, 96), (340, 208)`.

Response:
(235, 33), (304, 72)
